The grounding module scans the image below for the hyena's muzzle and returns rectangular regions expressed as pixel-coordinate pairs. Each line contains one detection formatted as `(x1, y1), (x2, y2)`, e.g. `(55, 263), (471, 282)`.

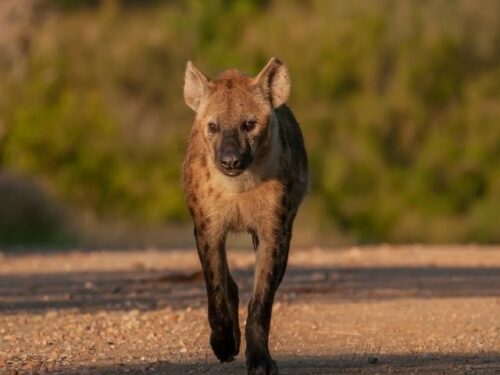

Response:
(218, 129), (253, 176)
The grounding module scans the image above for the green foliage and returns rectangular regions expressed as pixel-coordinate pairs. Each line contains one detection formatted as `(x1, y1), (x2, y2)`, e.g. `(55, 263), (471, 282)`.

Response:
(0, 173), (71, 245)
(1, 0), (499, 244)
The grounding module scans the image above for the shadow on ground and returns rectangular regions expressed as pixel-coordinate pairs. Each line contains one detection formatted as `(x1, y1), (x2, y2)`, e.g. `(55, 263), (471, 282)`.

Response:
(46, 353), (500, 374)
(1, 265), (499, 313)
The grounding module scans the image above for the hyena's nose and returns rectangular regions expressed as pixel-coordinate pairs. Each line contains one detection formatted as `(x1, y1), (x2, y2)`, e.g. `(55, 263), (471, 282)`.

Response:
(220, 151), (243, 170)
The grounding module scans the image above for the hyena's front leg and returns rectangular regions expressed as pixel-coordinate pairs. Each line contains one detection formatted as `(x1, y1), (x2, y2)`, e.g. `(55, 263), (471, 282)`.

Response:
(194, 227), (241, 362)
(245, 222), (292, 375)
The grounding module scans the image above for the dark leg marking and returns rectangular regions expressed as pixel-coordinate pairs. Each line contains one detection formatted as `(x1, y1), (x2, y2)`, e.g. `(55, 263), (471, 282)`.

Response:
(252, 232), (260, 251)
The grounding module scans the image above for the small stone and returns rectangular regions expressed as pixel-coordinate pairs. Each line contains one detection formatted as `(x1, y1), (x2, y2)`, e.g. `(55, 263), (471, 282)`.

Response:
(368, 357), (378, 364)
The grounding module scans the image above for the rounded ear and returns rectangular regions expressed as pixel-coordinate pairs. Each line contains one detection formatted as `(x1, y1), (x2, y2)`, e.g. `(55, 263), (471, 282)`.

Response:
(252, 57), (291, 108)
(184, 61), (211, 112)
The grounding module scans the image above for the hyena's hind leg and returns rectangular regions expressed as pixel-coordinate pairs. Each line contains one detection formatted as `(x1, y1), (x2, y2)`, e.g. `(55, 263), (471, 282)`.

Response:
(227, 273), (241, 352)
(245, 222), (293, 375)
(194, 227), (241, 362)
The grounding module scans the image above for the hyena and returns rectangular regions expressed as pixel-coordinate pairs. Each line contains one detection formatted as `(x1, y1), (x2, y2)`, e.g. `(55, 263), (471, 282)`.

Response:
(182, 57), (308, 375)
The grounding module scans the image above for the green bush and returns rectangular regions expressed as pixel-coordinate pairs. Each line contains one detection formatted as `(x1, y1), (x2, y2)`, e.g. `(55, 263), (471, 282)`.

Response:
(0, 173), (70, 245)
(1, 0), (499, 244)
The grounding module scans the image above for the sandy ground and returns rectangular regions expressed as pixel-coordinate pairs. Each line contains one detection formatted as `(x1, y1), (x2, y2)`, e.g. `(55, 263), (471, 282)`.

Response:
(1, 245), (499, 374)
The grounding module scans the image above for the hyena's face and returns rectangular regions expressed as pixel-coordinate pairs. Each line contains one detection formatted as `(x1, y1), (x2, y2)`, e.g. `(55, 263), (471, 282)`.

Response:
(184, 58), (290, 177)
(199, 85), (271, 176)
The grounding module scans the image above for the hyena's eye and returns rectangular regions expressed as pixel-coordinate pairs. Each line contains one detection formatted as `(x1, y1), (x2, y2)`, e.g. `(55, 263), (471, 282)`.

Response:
(241, 120), (257, 133)
(208, 122), (219, 133)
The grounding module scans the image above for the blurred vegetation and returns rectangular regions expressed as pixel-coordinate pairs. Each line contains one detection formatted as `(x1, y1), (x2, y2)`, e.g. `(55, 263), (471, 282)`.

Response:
(0, 172), (71, 245)
(0, 0), (499, 245)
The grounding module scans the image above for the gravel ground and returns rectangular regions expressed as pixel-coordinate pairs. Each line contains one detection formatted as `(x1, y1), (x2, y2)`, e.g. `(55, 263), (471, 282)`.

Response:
(1, 245), (499, 374)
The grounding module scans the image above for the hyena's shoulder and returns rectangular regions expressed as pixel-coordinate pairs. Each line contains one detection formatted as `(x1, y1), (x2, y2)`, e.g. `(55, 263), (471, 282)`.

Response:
(275, 104), (309, 194)
(275, 105), (306, 152)
(275, 105), (307, 170)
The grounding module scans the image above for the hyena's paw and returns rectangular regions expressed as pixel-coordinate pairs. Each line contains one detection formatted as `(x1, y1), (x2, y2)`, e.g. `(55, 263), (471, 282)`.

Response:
(210, 325), (239, 363)
(246, 354), (278, 375)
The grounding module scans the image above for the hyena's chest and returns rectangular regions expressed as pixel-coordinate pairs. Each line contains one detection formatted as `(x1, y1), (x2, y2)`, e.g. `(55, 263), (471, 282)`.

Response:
(193, 172), (283, 233)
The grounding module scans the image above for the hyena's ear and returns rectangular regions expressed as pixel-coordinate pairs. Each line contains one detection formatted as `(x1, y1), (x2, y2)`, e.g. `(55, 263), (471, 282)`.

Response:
(252, 57), (291, 108)
(184, 61), (212, 112)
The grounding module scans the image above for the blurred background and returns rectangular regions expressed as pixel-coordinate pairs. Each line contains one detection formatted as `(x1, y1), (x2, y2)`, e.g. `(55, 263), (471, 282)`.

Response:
(0, 0), (499, 248)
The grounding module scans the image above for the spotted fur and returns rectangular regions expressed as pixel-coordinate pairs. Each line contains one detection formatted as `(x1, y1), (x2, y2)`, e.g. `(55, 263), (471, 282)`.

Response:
(183, 58), (308, 375)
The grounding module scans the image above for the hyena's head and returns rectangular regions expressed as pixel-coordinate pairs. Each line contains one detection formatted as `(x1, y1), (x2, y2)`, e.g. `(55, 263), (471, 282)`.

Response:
(183, 58), (290, 177)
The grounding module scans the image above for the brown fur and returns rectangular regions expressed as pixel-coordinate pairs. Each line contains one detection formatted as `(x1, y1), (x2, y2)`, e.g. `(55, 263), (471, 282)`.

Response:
(183, 58), (308, 375)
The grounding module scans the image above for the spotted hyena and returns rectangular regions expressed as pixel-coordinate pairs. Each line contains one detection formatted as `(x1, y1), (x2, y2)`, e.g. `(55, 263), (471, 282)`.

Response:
(182, 57), (308, 375)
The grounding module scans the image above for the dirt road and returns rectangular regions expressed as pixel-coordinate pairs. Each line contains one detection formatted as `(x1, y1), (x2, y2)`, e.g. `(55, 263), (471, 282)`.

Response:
(1, 245), (499, 374)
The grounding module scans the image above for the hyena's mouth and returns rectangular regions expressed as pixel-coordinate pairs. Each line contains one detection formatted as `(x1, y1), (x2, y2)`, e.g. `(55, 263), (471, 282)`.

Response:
(218, 152), (253, 177)
(220, 167), (245, 177)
